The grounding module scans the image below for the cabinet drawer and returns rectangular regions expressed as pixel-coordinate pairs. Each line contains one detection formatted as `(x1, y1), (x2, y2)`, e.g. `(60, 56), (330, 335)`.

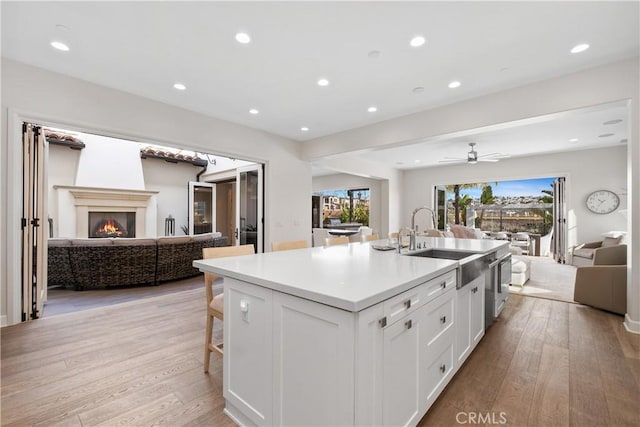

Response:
(423, 269), (456, 303)
(381, 270), (456, 328)
(422, 289), (455, 347)
(422, 337), (455, 405)
(382, 284), (423, 327)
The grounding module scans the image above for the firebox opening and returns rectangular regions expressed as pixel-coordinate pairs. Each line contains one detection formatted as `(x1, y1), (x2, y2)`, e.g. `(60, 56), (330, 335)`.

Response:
(89, 212), (136, 238)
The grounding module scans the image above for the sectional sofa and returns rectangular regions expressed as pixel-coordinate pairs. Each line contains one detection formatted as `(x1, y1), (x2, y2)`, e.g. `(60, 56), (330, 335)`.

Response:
(47, 233), (228, 290)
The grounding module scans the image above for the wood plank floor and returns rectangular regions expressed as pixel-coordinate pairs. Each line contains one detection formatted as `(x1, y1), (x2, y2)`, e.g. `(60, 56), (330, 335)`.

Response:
(2, 290), (639, 426)
(43, 276), (205, 318)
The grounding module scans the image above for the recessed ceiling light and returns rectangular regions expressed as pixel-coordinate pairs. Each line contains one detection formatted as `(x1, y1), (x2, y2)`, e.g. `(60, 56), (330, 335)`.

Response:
(367, 106), (377, 113)
(249, 108), (259, 115)
(173, 83), (186, 90)
(569, 138), (579, 142)
(235, 32), (251, 44)
(448, 81), (461, 89)
(409, 36), (426, 47)
(317, 78), (330, 87)
(50, 41), (69, 51)
(301, 127), (309, 132)
(598, 133), (614, 138)
(603, 119), (623, 125)
(412, 86), (425, 94)
(368, 50), (381, 59)
(570, 43), (590, 54)
(414, 160), (421, 163)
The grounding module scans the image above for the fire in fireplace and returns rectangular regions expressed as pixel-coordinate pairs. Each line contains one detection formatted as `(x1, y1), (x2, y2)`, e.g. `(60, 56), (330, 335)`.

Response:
(89, 212), (136, 238)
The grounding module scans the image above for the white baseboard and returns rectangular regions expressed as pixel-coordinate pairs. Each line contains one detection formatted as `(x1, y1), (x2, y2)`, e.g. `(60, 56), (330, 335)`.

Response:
(624, 313), (640, 334)
(1, 315), (7, 327)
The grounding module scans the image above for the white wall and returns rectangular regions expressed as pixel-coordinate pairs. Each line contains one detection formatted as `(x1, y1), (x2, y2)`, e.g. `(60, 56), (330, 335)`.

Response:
(403, 146), (627, 248)
(312, 174), (383, 237)
(75, 133), (145, 189)
(47, 145), (80, 237)
(142, 159), (201, 237)
(1, 59), (311, 325)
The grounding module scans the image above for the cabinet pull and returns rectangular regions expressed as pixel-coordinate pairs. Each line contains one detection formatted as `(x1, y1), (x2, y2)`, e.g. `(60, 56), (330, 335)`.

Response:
(440, 364), (446, 373)
(405, 319), (412, 330)
(379, 317), (387, 328)
(440, 315), (446, 324)
(472, 286), (478, 293)
(440, 281), (446, 289)
(404, 299), (412, 309)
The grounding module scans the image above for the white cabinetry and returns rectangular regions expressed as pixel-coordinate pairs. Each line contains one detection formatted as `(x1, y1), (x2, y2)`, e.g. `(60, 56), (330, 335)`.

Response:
(272, 291), (355, 427)
(455, 275), (485, 368)
(223, 268), (481, 427)
(366, 270), (457, 426)
(223, 278), (273, 426)
(382, 309), (422, 426)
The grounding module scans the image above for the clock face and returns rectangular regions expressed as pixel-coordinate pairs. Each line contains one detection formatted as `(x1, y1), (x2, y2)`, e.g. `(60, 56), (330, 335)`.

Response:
(586, 190), (620, 214)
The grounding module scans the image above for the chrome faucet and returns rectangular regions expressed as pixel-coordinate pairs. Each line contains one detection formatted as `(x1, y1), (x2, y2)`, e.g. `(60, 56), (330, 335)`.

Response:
(411, 206), (437, 234)
(397, 227), (415, 253)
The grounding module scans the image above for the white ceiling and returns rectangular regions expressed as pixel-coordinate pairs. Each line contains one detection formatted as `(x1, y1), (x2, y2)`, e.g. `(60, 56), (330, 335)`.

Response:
(2, 1), (638, 146)
(357, 100), (630, 170)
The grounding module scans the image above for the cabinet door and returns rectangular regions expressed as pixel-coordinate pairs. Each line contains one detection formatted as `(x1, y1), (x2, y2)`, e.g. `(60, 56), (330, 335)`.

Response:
(470, 276), (485, 346)
(383, 311), (421, 427)
(272, 292), (354, 427)
(355, 303), (384, 426)
(455, 284), (471, 365)
(223, 278), (273, 425)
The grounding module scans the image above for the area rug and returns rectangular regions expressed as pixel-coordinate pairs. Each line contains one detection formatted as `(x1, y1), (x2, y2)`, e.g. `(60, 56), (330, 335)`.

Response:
(508, 256), (577, 303)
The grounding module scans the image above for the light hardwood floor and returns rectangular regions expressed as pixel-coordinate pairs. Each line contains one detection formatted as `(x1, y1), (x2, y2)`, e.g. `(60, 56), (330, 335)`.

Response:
(2, 290), (639, 426)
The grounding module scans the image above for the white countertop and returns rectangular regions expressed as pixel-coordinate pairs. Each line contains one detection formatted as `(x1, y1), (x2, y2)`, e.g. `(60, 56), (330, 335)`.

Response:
(194, 237), (508, 312)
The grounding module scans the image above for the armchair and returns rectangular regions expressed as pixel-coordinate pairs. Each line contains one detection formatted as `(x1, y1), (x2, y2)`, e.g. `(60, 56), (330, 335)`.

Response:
(571, 236), (625, 267)
(574, 265), (627, 315)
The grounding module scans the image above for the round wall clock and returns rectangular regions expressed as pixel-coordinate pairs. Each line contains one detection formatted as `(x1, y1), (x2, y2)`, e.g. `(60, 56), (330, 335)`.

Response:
(586, 190), (620, 214)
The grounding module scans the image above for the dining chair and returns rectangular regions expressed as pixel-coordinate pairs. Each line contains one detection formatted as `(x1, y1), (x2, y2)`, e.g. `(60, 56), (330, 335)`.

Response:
(324, 236), (350, 246)
(361, 233), (379, 242)
(271, 239), (309, 251)
(202, 244), (255, 373)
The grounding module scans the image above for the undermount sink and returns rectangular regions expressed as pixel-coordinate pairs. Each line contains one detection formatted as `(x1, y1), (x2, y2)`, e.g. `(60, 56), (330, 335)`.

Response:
(406, 249), (477, 261)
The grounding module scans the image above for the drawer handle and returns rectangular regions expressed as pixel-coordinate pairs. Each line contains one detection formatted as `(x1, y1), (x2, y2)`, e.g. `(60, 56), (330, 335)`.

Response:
(440, 364), (446, 374)
(405, 319), (412, 329)
(440, 315), (446, 324)
(440, 281), (446, 289)
(404, 299), (412, 309)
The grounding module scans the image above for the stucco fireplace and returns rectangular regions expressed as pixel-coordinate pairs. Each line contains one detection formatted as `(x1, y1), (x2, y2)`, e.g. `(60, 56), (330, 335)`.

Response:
(53, 185), (159, 238)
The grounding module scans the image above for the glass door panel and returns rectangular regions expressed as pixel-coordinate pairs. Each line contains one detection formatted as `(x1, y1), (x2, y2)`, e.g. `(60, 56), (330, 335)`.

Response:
(235, 165), (263, 252)
(188, 181), (216, 235)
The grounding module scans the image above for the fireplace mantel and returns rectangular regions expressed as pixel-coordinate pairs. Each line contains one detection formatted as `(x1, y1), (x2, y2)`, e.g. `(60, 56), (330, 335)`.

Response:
(54, 185), (159, 238)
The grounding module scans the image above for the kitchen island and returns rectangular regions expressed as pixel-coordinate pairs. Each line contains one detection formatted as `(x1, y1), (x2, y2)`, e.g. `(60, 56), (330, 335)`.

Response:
(194, 237), (509, 426)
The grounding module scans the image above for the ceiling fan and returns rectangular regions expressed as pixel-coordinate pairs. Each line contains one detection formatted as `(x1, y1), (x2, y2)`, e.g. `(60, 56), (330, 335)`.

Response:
(438, 142), (510, 164)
